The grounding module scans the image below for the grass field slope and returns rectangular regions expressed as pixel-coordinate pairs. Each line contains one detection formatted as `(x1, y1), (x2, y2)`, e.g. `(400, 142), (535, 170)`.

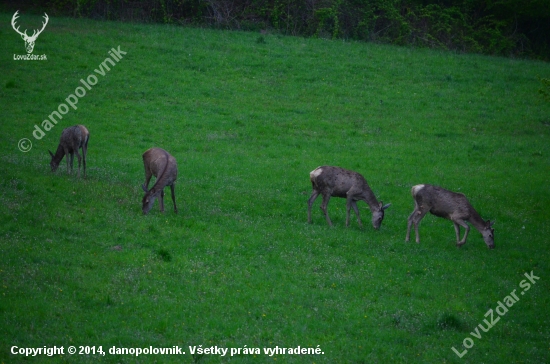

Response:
(1, 12), (549, 363)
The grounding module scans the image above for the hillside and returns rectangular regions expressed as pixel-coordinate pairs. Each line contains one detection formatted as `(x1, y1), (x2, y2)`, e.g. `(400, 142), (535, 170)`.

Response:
(1, 13), (549, 363)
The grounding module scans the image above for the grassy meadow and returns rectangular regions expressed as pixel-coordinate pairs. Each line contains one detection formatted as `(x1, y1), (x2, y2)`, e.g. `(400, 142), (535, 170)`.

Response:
(1, 12), (549, 363)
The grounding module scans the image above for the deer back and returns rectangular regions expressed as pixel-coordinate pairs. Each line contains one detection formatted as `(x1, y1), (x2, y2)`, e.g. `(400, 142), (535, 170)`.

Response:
(60, 125), (84, 151)
(143, 148), (177, 194)
(311, 166), (366, 197)
(415, 184), (474, 219)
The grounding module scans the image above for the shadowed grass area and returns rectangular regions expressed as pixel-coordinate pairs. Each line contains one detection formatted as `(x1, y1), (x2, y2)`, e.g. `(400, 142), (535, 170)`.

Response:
(0, 12), (549, 363)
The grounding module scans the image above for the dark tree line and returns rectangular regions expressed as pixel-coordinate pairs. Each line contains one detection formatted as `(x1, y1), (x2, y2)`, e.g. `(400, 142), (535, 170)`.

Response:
(7, 0), (550, 59)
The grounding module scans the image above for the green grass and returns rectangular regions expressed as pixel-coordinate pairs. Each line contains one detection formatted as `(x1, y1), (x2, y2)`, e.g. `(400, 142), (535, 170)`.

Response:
(1, 12), (550, 363)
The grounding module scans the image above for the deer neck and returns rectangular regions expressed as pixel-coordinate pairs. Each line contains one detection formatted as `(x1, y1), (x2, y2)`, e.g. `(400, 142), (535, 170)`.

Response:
(53, 144), (65, 164)
(467, 208), (487, 232)
(361, 187), (380, 211)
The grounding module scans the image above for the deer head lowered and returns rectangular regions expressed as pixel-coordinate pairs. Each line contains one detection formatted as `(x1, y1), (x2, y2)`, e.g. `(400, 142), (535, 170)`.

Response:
(11, 10), (49, 54)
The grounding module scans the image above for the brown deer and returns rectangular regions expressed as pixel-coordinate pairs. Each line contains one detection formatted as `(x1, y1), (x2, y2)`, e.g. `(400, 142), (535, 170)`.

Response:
(49, 125), (89, 178)
(307, 166), (390, 229)
(405, 184), (495, 249)
(142, 148), (178, 215)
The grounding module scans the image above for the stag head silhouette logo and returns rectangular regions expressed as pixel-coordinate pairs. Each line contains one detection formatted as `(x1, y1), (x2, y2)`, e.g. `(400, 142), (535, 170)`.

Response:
(11, 10), (49, 54)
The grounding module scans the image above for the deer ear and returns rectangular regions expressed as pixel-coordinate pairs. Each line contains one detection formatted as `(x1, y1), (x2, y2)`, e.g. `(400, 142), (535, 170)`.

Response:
(382, 203), (391, 210)
(48, 150), (54, 158)
(488, 220), (495, 227)
(142, 184), (148, 192)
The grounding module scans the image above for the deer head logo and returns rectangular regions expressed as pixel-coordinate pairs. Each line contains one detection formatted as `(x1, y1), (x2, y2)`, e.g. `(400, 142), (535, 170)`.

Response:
(11, 10), (49, 54)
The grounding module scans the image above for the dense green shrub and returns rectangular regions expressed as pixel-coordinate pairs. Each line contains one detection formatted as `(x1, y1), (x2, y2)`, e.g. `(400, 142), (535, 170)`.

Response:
(540, 77), (550, 102)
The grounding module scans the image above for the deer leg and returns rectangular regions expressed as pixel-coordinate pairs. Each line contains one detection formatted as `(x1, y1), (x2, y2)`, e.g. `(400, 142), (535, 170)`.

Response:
(320, 193), (333, 226)
(345, 197), (352, 227)
(406, 205), (428, 243)
(405, 211), (414, 242)
(82, 143), (87, 178)
(452, 222), (461, 245)
(307, 190), (320, 223)
(65, 148), (71, 174)
(406, 203), (419, 242)
(74, 149), (82, 178)
(170, 184), (177, 213)
(159, 188), (165, 213)
(70, 152), (75, 174)
(345, 188), (362, 228)
(67, 145), (76, 174)
(350, 200), (362, 228)
(413, 212), (425, 243)
(453, 219), (470, 247)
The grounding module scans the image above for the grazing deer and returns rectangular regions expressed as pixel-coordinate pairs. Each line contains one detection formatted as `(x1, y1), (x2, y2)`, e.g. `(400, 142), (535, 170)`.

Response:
(307, 166), (391, 229)
(11, 10), (49, 54)
(142, 148), (178, 215)
(49, 125), (89, 178)
(405, 184), (495, 249)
